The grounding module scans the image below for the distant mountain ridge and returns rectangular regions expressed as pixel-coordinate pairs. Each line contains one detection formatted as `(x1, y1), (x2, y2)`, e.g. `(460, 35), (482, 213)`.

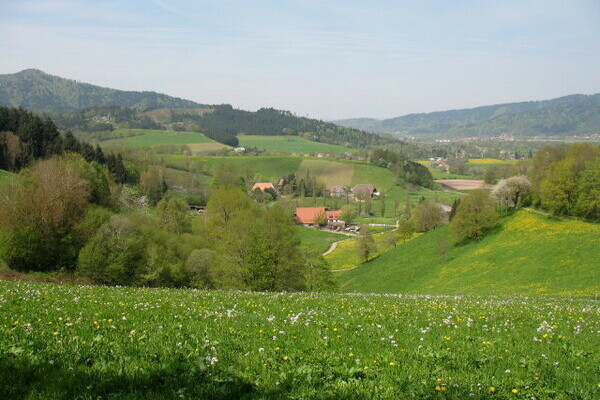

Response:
(0, 69), (204, 113)
(335, 94), (600, 138)
(0, 69), (397, 149)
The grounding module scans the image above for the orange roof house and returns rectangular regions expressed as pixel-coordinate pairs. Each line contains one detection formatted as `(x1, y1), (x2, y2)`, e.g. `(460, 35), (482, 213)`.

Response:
(295, 207), (343, 225)
(295, 207), (326, 225)
(326, 210), (342, 221)
(252, 182), (275, 192)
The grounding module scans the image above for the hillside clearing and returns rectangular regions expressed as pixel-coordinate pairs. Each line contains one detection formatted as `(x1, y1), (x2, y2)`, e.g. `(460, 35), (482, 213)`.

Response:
(338, 210), (600, 297)
(435, 179), (490, 191)
(297, 159), (355, 187)
(237, 135), (352, 155)
(101, 129), (216, 148)
(297, 227), (347, 254)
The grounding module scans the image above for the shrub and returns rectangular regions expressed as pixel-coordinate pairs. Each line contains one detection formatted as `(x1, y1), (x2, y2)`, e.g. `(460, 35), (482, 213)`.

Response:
(412, 200), (444, 232)
(78, 216), (147, 285)
(450, 190), (499, 243)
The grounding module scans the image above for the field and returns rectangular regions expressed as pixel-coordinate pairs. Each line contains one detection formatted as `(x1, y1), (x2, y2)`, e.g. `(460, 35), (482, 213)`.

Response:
(297, 227), (346, 254)
(101, 129), (221, 151)
(324, 231), (402, 271)
(186, 142), (230, 155)
(1, 280), (598, 399)
(435, 179), (490, 191)
(467, 158), (520, 166)
(297, 159), (355, 187)
(0, 169), (14, 180)
(237, 135), (352, 155)
(338, 211), (600, 297)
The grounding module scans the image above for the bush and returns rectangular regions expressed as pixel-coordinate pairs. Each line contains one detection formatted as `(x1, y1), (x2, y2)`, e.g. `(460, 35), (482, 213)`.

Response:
(78, 216), (147, 285)
(450, 190), (499, 243)
(412, 200), (444, 232)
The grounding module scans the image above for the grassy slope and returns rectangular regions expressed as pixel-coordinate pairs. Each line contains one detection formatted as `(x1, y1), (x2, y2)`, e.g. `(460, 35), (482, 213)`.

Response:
(0, 169), (14, 180)
(297, 227), (346, 254)
(338, 210), (600, 297)
(1, 281), (598, 399)
(238, 135), (352, 155)
(102, 128), (216, 148)
(297, 159), (355, 187)
(201, 156), (303, 182)
(325, 231), (401, 270)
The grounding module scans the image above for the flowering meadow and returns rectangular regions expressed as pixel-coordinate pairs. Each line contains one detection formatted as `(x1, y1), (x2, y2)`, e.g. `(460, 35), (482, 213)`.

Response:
(1, 280), (599, 399)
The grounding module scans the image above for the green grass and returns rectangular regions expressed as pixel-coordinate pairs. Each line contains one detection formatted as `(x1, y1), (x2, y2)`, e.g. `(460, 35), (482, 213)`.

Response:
(338, 210), (600, 297)
(296, 226), (346, 254)
(161, 155), (459, 214)
(1, 280), (598, 399)
(467, 158), (520, 166)
(238, 135), (352, 155)
(102, 129), (217, 148)
(0, 169), (14, 180)
(324, 231), (400, 270)
(166, 155), (303, 183)
(297, 159), (355, 187)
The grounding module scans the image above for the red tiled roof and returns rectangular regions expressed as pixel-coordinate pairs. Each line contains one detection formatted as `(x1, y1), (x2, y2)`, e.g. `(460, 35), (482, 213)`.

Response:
(252, 182), (275, 191)
(326, 210), (342, 220)
(295, 207), (326, 225)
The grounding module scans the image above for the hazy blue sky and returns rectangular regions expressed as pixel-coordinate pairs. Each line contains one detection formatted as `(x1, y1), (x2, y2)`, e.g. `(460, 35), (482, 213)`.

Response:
(1, 0), (599, 119)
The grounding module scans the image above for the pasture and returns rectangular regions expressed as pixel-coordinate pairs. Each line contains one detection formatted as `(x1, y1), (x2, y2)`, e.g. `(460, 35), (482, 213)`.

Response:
(1, 280), (598, 399)
(0, 169), (13, 180)
(296, 227), (346, 254)
(467, 158), (520, 166)
(101, 129), (218, 148)
(435, 179), (490, 191)
(297, 159), (355, 187)
(324, 231), (402, 271)
(338, 211), (600, 297)
(237, 135), (352, 155)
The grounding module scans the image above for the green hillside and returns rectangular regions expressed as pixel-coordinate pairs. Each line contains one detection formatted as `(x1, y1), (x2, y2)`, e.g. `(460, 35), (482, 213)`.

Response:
(99, 128), (232, 155)
(335, 94), (600, 138)
(0, 169), (13, 180)
(102, 129), (216, 147)
(237, 135), (352, 155)
(0, 69), (203, 112)
(2, 280), (598, 399)
(297, 227), (345, 254)
(338, 211), (600, 297)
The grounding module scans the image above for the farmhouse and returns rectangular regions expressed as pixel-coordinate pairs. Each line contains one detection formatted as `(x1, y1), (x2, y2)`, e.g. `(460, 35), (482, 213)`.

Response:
(352, 184), (379, 198)
(295, 207), (344, 227)
(252, 182), (275, 192)
(295, 207), (326, 226)
(329, 186), (347, 197)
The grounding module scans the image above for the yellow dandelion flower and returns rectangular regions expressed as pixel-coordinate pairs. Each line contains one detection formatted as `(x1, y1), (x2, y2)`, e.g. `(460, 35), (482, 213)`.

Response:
(489, 387), (496, 392)
(512, 389), (519, 394)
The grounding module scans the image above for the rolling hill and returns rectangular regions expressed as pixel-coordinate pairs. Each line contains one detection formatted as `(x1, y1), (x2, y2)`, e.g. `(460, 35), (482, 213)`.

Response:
(0, 69), (204, 113)
(0, 69), (397, 149)
(335, 94), (600, 138)
(337, 210), (600, 297)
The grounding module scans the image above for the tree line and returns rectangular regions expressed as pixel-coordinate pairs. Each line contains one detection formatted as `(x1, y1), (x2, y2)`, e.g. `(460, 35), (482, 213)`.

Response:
(0, 107), (129, 182)
(0, 154), (335, 291)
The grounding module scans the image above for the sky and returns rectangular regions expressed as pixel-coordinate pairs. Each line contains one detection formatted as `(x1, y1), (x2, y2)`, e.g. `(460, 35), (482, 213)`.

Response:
(1, 0), (599, 120)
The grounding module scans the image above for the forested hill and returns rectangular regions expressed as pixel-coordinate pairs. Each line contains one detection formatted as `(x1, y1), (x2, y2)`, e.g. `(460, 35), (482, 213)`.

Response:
(335, 94), (600, 138)
(0, 69), (204, 113)
(1, 69), (395, 149)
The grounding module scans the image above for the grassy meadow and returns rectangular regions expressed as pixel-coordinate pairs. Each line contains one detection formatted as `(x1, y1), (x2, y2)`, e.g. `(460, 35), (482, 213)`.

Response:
(0, 169), (14, 180)
(1, 280), (598, 399)
(297, 227), (346, 254)
(101, 129), (229, 154)
(324, 230), (402, 271)
(338, 211), (600, 298)
(237, 135), (352, 155)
